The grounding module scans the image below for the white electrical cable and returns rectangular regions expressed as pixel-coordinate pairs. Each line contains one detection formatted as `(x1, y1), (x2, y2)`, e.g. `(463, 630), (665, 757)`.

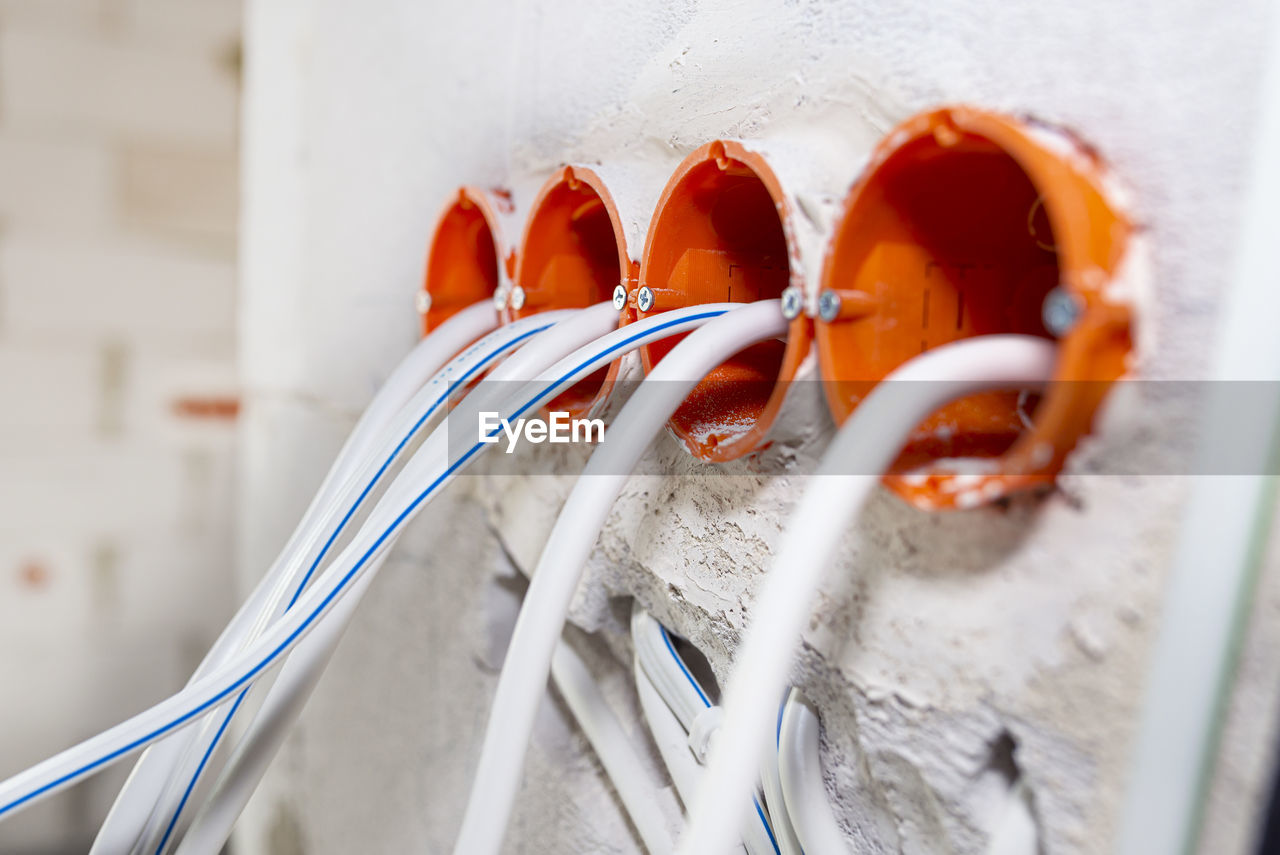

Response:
(550, 637), (676, 855)
(171, 303), (627, 854)
(778, 690), (850, 855)
(760, 695), (804, 855)
(172, 302), (748, 855)
(0, 303), (739, 836)
(632, 608), (781, 855)
(108, 306), (568, 855)
(676, 335), (1057, 855)
(92, 299), (505, 855)
(450, 300), (789, 855)
(632, 611), (710, 732)
(635, 650), (709, 813)
(1117, 4), (1280, 852)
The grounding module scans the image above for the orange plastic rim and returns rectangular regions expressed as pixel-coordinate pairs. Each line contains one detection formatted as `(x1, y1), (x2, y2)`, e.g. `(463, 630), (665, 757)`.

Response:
(420, 187), (503, 336)
(511, 166), (635, 416)
(816, 106), (1133, 509)
(637, 140), (812, 462)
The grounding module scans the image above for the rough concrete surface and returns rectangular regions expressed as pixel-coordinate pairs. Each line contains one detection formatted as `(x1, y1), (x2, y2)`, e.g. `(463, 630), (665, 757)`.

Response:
(235, 1), (1279, 852)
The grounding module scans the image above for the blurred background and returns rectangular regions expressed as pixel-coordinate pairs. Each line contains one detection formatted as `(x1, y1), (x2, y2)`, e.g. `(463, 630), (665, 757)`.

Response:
(0, 2), (242, 851)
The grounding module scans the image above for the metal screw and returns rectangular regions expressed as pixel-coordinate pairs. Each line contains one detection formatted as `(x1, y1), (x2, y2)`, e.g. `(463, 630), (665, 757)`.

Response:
(1041, 286), (1081, 337)
(509, 285), (526, 311)
(492, 286), (508, 311)
(780, 286), (803, 320)
(636, 286), (655, 313)
(414, 291), (432, 315)
(817, 289), (842, 323)
(612, 284), (628, 311)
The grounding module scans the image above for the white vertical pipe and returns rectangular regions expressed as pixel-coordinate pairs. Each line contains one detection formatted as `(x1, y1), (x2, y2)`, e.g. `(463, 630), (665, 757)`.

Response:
(1116, 6), (1280, 852)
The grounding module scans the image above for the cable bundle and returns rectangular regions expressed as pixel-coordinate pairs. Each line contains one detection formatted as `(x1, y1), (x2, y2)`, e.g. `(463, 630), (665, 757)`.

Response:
(0, 298), (748, 853)
(0, 289), (1056, 855)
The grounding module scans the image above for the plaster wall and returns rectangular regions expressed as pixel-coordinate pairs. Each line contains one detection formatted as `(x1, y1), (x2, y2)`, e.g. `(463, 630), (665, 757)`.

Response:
(234, 1), (1280, 852)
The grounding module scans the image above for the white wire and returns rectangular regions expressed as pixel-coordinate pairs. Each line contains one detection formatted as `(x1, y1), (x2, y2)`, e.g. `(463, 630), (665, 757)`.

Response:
(635, 648), (708, 813)
(760, 694), (804, 855)
(632, 608), (781, 855)
(0, 303), (740, 832)
(450, 300), (789, 855)
(114, 305), (564, 855)
(778, 690), (848, 854)
(1117, 4), (1280, 850)
(171, 303), (626, 854)
(632, 611), (708, 731)
(550, 637), (676, 855)
(91, 299), (504, 855)
(676, 335), (1057, 855)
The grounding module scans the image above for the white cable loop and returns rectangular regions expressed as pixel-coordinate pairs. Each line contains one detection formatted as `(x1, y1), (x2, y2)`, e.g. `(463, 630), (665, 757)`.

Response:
(676, 336), (1057, 855)
(450, 301), (789, 855)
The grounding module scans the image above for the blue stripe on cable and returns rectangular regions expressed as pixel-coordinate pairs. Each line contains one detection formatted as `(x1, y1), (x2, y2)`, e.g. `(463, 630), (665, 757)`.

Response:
(755, 796), (781, 855)
(286, 321), (551, 610)
(152, 689), (247, 853)
(659, 622), (781, 855)
(150, 321), (552, 853)
(0, 308), (729, 823)
(660, 626), (712, 709)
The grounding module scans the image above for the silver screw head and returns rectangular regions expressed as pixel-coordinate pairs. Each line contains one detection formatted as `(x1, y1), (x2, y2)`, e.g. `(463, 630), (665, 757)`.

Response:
(636, 286), (655, 313)
(414, 290), (432, 315)
(492, 286), (508, 311)
(508, 285), (526, 311)
(780, 286), (803, 320)
(612, 284), (628, 311)
(817, 289), (842, 323)
(1042, 286), (1081, 337)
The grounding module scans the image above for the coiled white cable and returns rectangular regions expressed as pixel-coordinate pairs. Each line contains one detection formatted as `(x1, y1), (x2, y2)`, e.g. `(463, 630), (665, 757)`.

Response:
(676, 336), (1057, 855)
(92, 299), (506, 855)
(451, 300), (789, 855)
(0, 303), (739, 834)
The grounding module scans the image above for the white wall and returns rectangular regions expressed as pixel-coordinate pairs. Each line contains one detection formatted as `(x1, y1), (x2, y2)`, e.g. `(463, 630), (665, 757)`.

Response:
(236, 1), (1280, 853)
(0, 1), (242, 852)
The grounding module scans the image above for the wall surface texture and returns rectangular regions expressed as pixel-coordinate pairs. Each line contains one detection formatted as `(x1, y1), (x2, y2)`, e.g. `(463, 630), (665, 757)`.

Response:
(236, 1), (1279, 853)
(0, 1), (242, 852)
